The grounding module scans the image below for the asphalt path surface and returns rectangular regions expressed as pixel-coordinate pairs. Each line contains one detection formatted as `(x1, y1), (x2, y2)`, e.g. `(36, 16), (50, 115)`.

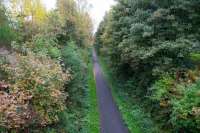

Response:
(93, 49), (129, 133)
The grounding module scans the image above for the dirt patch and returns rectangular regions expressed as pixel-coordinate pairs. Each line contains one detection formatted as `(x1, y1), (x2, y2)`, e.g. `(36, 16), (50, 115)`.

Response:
(0, 47), (17, 67)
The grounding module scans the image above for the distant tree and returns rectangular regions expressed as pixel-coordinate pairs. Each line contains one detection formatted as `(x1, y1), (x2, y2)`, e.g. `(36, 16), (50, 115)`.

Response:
(10, 0), (47, 38)
(0, 1), (7, 25)
(56, 0), (93, 46)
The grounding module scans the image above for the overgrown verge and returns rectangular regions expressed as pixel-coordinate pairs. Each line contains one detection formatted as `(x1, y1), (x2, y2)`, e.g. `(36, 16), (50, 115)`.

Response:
(87, 50), (100, 133)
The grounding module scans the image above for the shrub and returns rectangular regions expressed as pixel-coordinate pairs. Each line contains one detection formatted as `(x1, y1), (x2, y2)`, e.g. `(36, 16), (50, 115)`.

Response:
(60, 42), (88, 133)
(190, 53), (200, 66)
(0, 52), (70, 129)
(61, 41), (87, 106)
(150, 75), (175, 101)
(31, 34), (61, 59)
(11, 34), (61, 59)
(171, 80), (200, 132)
(149, 71), (200, 131)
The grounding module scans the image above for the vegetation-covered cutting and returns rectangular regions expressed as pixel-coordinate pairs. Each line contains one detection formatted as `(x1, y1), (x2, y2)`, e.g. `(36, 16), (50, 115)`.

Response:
(0, 0), (99, 133)
(95, 0), (200, 132)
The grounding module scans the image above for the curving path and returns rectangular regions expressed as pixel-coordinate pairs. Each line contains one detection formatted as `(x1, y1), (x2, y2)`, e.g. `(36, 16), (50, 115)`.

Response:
(92, 49), (129, 133)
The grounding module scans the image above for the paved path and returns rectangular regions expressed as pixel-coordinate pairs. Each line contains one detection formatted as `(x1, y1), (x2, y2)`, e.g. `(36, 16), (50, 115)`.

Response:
(92, 49), (129, 133)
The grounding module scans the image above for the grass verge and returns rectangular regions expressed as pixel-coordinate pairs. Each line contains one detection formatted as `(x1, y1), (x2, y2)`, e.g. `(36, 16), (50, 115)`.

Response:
(87, 57), (100, 133)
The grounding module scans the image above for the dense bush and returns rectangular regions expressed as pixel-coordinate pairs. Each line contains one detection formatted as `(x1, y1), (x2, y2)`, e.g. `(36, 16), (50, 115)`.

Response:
(150, 70), (200, 132)
(171, 80), (200, 132)
(95, 0), (200, 132)
(0, 52), (70, 129)
(62, 42), (87, 106)
(60, 42), (89, 133)
(29, 34), (61, 59)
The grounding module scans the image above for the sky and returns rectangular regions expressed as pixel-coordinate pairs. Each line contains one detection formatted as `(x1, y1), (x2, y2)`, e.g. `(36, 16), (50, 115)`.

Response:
(42, 0), (116, 32)
(42, 0), (57, 10)
(87, 0), (116, 31)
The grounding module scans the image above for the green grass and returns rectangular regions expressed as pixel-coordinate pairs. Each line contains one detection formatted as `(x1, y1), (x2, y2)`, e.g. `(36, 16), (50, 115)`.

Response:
(98, 56), (160, 133)
(87, 58), (100, 133)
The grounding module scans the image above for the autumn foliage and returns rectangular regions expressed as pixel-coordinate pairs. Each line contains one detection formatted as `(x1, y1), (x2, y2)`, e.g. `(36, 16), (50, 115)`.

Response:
(0, 52), (70, 129)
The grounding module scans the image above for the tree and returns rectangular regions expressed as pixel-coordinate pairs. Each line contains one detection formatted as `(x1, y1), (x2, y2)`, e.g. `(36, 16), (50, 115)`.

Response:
(10, 0), (47, 38)
(56, 0), (93, 46)
(0, 1), (7, 25)
(0, 1), (16, 46)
